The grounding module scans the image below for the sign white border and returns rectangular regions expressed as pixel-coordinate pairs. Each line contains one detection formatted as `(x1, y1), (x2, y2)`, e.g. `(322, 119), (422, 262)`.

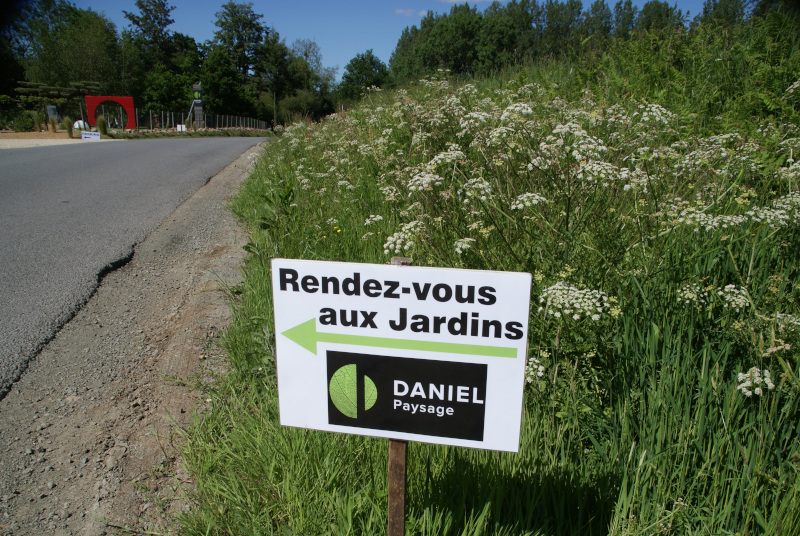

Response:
(272, 258), (531, 452)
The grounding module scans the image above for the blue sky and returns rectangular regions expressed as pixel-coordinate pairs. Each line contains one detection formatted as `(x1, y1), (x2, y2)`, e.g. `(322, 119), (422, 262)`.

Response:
(69, 0), (708, 80)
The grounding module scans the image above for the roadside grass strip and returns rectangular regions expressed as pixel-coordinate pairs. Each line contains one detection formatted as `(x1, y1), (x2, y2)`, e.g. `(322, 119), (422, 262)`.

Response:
(180, 70), (800, 535)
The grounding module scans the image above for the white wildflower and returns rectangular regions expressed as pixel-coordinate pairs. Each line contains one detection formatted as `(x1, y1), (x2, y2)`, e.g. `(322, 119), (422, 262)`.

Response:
(736, 367), (775, 397)
(511, 192), (548, 210)
(777, 313), (800, 332)
(538, 282), (610, 321)
(408, 172), (444, 193)
(501, 103), (534, 122)
(460, 178), (493, 204)
(525, 356), (546, 384)
(364, 215), (384, 226)
(426, 145), (466, 170)
(677, 282), (709, 307)
(454, 238), (476, 255)
(383, 220), (424, 255)
(716, 285), (751, 312)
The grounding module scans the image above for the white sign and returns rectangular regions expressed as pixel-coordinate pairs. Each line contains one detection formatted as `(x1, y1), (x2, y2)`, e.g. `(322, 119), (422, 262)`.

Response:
(81, 131), (101, 140)
(272, 258), (531, 452)
(177, 124), (186, 132)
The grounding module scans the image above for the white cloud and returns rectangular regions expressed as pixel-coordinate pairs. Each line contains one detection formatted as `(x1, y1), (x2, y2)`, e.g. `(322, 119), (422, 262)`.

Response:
(395, 9), (426, 16)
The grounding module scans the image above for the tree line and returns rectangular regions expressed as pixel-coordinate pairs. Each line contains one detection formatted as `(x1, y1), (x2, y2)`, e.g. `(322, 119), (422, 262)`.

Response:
(1, 0), (340, 127)
(1, 0), (798, 129)
(388, 0), (797, 83)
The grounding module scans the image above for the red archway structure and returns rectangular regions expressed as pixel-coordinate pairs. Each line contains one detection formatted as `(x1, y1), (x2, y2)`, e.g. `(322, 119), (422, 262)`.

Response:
(85, 96), (136, 130)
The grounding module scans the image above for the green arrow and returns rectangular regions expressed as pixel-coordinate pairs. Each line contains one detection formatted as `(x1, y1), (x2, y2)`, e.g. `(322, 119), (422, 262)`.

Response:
(281, 318), (517, 358)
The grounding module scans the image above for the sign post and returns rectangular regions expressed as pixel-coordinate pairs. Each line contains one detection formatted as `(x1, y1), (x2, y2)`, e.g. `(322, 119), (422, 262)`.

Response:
(387, 257), (411, 536)
(271, 257), (532, 528)
(192, 83), (202, 129)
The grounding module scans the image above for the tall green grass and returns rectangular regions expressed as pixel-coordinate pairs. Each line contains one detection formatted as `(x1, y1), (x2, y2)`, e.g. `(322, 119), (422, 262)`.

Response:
(180, 31), (800, 535)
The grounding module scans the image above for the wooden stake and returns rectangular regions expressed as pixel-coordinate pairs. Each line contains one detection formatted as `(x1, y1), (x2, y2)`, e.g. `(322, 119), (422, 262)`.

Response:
(388, 256), (412, 536)
(387, 439), (407, 536)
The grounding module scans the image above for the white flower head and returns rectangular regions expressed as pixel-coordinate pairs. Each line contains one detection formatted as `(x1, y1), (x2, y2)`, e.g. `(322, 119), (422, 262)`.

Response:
(736, 367), (775, 397)
(539, 282), (610, 321)
(454, 238), (476, 255)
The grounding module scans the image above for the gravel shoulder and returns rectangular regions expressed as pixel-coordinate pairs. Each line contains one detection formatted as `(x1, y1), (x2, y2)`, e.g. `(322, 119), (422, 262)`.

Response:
(0, 143), (263, 535)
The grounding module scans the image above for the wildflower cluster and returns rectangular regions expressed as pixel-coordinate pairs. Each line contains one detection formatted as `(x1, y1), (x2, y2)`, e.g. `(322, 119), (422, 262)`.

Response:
(677, 283), (710, 307)
(510, 192), (548, 210)
(716, 285), (751, 312)
(383, 220), (424, 255)
(454, 238), (475, 255)
(538, 282), (611, 321)
(736, 367), (775, 397)
(364, 214), (383, 226)
(777, 313), (800, 332)
(525, 355), (546, 384)
(408, 171), (444, 193)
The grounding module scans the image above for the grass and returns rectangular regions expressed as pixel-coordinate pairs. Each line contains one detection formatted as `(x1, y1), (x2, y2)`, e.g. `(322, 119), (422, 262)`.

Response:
(178, 31), (800, 536)
(101, 128), (271, 140)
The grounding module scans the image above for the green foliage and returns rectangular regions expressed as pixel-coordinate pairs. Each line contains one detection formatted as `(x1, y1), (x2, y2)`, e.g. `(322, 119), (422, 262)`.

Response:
(201, 44), (254, 117)
(12, 110), (34, 132)
(613, 0), (637, 38)
(181, 42), (800, 532)
(142, 62), (189, 111)
(123, 0), (175, 66)
(96, 114), (108, 136)
(213, 1), (265, 79)
(62, 115), (72, 138)
(23, 0), (120, 93)
(635, 0), (685, 31)
(338, 49), (390, 101)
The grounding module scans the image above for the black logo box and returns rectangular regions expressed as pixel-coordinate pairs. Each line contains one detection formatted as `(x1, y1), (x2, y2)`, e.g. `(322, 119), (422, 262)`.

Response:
(327, 351), (487, 441)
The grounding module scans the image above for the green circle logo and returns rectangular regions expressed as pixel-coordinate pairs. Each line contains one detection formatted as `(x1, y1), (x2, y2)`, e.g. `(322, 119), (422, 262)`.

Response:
(329, 364), (377, 418)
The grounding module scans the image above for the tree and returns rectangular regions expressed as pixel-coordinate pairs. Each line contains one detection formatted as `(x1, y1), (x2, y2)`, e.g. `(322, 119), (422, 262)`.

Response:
(426, 3), (482, 75)
(256, 29), (291, 124)
(291, 38), (336, 92)
(123, 0), (175, 65)
(613, 0), (637, 38)
(213, 1), (265, 78)
(541, 0), (584, 56)
(389, 19), (433, 85)
(583, 0), (613, 44)
(635, 1), (684, 31)
(141, 62), (186, 110)
(696, 0), (744, 27)
(0, 6), (25, 96)
(24, 1), (120, 93)
(200, 43), (252, 115)
(339, 50), (389, 101)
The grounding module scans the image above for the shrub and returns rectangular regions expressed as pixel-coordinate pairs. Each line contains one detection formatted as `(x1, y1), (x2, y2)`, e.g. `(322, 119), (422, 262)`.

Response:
(96, 115), (108, 136)
(31, 111), (41, 131)
(62, 116), (72, 138)
(12, 111), (34, 132)
(49, 116), (57, 132)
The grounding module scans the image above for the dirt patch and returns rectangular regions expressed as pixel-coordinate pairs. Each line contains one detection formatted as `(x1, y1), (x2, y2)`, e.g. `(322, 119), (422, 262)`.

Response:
(0, 131), (75, 139)
(0, 144), (263, 535)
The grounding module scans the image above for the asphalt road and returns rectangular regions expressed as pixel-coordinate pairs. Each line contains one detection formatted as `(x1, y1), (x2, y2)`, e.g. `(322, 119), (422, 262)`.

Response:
(0, 137), (264, 397)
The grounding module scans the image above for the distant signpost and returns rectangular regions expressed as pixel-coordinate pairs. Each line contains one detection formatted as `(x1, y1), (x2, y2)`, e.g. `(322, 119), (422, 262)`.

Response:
(192, 83), (202, 128)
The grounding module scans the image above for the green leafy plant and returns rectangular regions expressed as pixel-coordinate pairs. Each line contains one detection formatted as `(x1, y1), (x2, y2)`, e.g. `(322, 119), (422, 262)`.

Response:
(96, 114), (108, 136)
(62, 116), (72, 138)
(12, 110), (34, 132)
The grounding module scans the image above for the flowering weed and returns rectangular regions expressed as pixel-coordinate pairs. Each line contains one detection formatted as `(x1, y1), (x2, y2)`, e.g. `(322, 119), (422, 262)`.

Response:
(213, 70), (800, 535)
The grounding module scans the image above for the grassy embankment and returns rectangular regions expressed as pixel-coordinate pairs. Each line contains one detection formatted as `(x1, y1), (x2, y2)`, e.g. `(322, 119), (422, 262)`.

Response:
(179, 14), (800, 536)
